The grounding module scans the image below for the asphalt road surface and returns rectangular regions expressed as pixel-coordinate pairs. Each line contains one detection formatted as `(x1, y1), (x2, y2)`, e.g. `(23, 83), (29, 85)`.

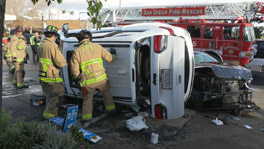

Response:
(2, 46), (264, 148)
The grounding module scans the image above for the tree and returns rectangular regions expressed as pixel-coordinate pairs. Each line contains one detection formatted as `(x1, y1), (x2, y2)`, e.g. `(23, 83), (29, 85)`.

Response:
(86, 0), (106, 29)
(0, 0), (6, 133)
(32, 0), (62, 6)
(254, 26), (264, 39)
(32, 0), (106, 29)
(6, 0), (49, 32)
(69, 11), (74, 20)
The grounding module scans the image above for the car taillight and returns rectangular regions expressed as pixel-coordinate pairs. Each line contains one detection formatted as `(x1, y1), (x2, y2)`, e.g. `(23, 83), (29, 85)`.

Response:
(154, 35), (167, 53)
(155, 104), (163, 119)
(159, 26), (175, 35)
(155, 104), (167, 119)
(154, 35), (162, 53)
(240, 51), (251, 58)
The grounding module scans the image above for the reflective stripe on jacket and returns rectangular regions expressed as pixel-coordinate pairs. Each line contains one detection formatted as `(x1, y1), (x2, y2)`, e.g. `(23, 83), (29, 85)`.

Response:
(3, 42), (12, 57)
(30, 36), (35, 45)
(79, 58), (106, 86)
(70, 39), (115, 87)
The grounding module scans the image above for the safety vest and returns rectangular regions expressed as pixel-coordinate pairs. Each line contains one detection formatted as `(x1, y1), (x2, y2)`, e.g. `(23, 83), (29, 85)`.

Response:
(30, 36), (35, 45)
(80, 58), (107, 87)
(39, 58), (63, 83)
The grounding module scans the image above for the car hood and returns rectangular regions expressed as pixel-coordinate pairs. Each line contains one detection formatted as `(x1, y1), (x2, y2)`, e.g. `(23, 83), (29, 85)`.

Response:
(195, 62), (252, 80)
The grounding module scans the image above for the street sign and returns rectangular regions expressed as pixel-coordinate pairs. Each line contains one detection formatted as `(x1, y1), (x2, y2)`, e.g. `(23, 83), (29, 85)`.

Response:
(79, 128), (102, 143)
(49, 105), (102, 143)
(142, 7), (205, 17)
(62, 105), (78, 133)
(50, 116), (64, 126)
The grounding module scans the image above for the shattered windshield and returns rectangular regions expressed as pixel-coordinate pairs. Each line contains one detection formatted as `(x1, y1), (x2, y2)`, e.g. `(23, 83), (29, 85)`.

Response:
(194, 51), (218, 65)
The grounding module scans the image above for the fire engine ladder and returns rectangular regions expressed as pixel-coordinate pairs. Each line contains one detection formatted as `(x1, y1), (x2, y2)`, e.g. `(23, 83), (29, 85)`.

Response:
(100, 2), (257, 24)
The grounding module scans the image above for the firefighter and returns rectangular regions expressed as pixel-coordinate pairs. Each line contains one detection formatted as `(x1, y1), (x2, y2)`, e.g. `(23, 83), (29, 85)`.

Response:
(70, 30), (116, 123)
(3, 37), (15, 74)
(71, 30), (115, 123)
(39, 25), (66, 119)
(10, 25), (28, 89)
(30, 32), (41, 64)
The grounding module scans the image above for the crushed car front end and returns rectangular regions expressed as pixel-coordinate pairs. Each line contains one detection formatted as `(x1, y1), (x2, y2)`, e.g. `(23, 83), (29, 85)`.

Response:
(186, 51), (258, 111)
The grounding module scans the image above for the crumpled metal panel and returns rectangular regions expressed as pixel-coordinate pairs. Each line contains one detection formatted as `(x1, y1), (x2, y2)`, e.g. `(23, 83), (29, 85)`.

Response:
(195, 62), (252, 80)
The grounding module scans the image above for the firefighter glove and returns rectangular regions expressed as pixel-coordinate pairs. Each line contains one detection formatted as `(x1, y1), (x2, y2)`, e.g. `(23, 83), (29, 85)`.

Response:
(110, 48), (116, 56)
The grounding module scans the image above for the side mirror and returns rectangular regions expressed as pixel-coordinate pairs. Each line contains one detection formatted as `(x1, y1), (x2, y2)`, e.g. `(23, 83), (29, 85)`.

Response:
(62, 23), (69, 38)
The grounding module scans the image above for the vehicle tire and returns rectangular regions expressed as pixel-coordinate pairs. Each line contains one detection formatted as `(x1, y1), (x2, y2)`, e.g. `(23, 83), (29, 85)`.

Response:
(185, 90), (203, 110)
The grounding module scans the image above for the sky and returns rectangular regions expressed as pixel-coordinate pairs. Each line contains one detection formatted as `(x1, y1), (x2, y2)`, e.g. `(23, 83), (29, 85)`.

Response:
(53, 0), (259, 20)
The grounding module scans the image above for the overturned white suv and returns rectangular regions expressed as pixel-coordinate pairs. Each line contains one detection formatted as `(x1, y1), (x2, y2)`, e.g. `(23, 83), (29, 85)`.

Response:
(58, 23), (195, 119)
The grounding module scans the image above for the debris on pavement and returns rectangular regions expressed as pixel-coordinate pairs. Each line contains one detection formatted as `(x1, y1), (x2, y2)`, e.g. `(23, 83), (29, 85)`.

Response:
(261, 128), (264, 132)
(126, 116), (148, 131)
(138, 111), (149, 118)
(151, 133), (159, 144)
(82, 110), (117, 128)
(244, 125), (253, 129)
(32, 101), (40, 106)
(230, 116), (240, 121)
(130, 105), (140, 112)
(211, 118), (224, 126)
(30, 94), (46, 106)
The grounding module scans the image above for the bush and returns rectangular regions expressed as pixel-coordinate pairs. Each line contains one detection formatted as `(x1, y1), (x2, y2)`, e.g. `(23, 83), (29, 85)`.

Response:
(33, 123), (77, 149)
(0, 121), (44, 148)
(0, 110), (90, 149)
(0, 109), (11, 134)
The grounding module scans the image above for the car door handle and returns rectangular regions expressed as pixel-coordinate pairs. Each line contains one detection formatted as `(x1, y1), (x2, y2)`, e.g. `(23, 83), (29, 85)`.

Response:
(176, 74), (181, 85)
(117, 70), (126, 75)
(178, 75), (181, 84)
(152, 73), (157, 85)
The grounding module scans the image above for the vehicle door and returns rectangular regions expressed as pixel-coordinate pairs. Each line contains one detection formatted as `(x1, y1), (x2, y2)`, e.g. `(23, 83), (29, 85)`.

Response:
(101, 43), (134, 102)
(219, 25), (242, 65)
(151, 35), (185, 119)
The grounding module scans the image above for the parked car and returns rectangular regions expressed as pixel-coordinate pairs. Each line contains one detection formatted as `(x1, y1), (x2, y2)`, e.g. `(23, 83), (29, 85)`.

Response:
(255, 40), (264, 58)
(185, 51), (257, 111)
(58, 23), (195, 119)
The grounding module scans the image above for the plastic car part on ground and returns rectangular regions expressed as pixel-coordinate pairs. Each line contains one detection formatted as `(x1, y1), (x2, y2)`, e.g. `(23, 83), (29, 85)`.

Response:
(230, 116), (240, 121)
(151, 133), (159, 144)
(137, 111), (149, 117)
(211, 118), (224, 126)
(261, 128), (264, 132)
(244, 125), (253, 129)
(126, 116), (148, 131)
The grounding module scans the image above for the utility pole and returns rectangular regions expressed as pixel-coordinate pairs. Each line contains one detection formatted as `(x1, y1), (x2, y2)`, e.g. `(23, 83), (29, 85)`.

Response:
(119, 0), (121, 8)
(57, 3), (60, 20)
(49, 8), (51, 20)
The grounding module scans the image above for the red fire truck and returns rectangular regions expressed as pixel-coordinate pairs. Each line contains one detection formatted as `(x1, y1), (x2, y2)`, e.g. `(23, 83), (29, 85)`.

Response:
(99, 2), (264, 71)
(169, 19), (256, 66)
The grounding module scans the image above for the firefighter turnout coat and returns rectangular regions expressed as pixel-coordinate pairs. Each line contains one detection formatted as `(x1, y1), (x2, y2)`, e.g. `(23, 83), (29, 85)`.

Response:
(39, 38), (66, 83)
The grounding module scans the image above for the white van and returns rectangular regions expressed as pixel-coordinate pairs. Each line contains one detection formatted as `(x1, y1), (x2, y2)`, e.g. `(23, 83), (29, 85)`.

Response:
(58, 23), (194, 119)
